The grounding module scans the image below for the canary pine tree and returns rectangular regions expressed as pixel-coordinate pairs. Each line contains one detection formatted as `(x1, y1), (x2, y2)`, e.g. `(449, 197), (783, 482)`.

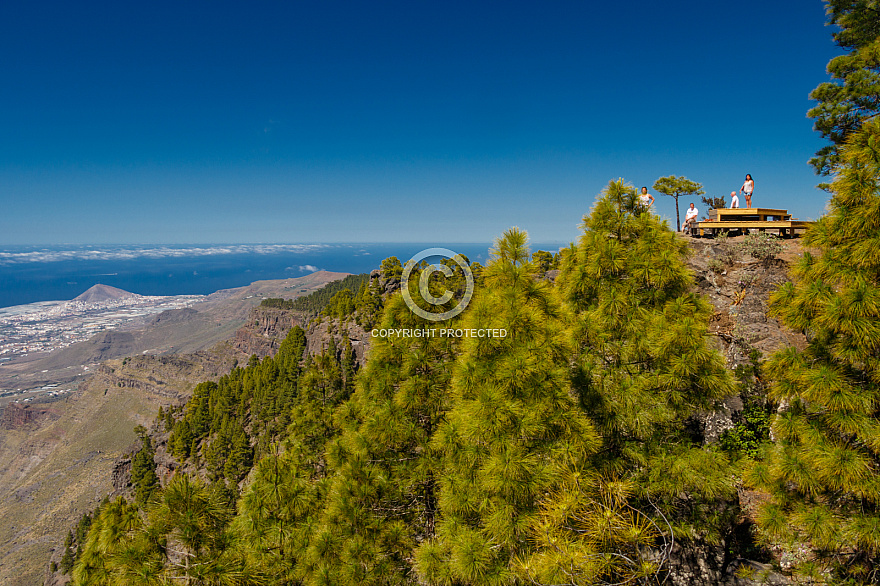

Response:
(748, 118), (880, 583)
(233, 341), (353, 584)
(72, 477), (253, 585)
(297, 291), (459, 585)
(808, 0), (880, 175)
(557, 180), (736, 536)
(414, 228), (601, 585)
(235, 445), (329, 584)
(72, 498), (145, 586)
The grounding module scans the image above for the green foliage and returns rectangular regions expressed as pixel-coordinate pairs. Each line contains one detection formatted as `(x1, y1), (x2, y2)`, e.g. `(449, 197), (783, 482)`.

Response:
(300, 285), (458, 585)
(736, 232), (783, 265)
(720, 403), (770, 459)
(469, 260), (485, 285)
(531, 249), (554, 272)
(353, 279), (384, 329)
(262, 273), (371, 315)
(748, 118), (880, 582)
(66, 191), (760, 585)
(721, 363), (771, 461)
(169, 326), (308, 483)
(130, 434), (159, 506)
(320, 288), (356, 319)
(59, 530), (75, 574)
(75, 511), (92, 545)
(260, 297), (296, 309)
(417, 227), (607, 585)
(808, 0), (880, 175)
(380, 255), (403, 280)
(395, 254), (475, 321)
(558, 179), (737, 538)
(522, 475), (668, 585)
(71, 479), (255, 586)
(286, 337), (354, 471)
(653, 175), (705, 230)
(701, 195), (727, 210)
(233, 446), (328, 583)
(265, 272), (384, 327)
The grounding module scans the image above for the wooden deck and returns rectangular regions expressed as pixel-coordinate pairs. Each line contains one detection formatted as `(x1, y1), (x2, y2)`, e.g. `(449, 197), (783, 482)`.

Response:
(691, 207), (813, 238)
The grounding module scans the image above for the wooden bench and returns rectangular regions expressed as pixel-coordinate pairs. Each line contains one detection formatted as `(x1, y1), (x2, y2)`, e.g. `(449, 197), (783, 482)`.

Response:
(692, 208), (813, 238)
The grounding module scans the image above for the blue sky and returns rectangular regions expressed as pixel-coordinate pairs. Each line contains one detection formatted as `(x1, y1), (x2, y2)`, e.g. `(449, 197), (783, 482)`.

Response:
(1, 1), (838, 245)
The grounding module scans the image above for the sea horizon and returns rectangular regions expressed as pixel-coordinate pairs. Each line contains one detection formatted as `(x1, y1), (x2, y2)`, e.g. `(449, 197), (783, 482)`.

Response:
(0, 241), (567, 309)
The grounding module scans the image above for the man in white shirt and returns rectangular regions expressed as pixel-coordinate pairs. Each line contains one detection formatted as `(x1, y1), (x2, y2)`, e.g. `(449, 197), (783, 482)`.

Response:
(730, 191), (739, 209)
(683, 203), (699, 232)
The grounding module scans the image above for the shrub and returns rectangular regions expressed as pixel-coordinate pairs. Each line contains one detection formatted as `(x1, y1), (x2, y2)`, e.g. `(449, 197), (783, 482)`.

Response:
(736, 232), (783, 264)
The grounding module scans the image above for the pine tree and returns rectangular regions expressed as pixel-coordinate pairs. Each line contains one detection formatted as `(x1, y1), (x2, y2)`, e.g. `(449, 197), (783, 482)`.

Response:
(415, 228), (601, 585)
(298, 288), (458, 585)
(72, 498), (145, 585)
(131, 434), (159, 506)
(808, 0), (880, 175)
(234, 444), (328, 584)
(223, 424), (253, 482)
(288, 343), (349, 472)
(653, 175), (705, 230)
(557, 180), (737, 541)
(148, 475), (253, 584)
(60, 530), (75, 573)
(748, 118), (880, 583)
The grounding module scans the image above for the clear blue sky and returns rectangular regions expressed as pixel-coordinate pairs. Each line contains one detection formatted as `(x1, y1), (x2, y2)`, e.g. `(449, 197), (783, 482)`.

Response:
(0, 1), (838, 245)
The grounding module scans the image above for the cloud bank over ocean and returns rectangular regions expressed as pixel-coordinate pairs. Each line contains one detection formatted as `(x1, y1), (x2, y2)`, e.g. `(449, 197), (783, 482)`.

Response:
(0, 244), (329, 265)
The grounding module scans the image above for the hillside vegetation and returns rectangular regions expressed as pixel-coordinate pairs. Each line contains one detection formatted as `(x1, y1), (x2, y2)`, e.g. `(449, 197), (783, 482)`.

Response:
(51, 123), (880, 585)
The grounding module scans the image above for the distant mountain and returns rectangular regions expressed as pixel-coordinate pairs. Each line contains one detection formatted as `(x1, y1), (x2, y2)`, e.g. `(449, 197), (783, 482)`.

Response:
(73, 284), (139, 304)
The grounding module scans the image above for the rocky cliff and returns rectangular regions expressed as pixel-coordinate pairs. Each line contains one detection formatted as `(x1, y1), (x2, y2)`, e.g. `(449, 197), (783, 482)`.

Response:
(231, 306), (306, 358)
(0, 403), (61, 431)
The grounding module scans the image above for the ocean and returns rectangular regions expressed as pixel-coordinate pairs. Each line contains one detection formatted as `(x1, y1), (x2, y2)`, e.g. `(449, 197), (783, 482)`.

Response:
(0, 243), (564, 309)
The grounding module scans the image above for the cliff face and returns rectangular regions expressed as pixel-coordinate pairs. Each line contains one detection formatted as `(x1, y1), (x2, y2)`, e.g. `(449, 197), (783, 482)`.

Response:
(687, 238), (807, 357)
(654, 236), (808, 586)
(0, 403), (60, 430)
(230, 305), (371, 367)
(0, 351), (236, 586)
(232, 306), (305, 359)
(95, 352), (237, 401)
(306, 318), (370, 364)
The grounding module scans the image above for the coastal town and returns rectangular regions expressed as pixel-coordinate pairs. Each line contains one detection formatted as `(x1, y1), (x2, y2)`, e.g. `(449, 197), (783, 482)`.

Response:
(0, 286), (203, 360)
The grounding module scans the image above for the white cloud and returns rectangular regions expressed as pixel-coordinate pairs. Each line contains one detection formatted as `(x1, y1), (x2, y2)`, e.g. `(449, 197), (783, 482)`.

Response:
(0, 244), (329, 265)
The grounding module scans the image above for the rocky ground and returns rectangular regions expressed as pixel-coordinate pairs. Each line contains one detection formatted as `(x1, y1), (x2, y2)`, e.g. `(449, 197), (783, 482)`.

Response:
(659, 234), (811, 585)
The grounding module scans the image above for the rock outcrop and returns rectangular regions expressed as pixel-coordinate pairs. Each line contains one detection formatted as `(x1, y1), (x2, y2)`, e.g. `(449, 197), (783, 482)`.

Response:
(232, 306), (305, 359)
(0, 403), (60, 430)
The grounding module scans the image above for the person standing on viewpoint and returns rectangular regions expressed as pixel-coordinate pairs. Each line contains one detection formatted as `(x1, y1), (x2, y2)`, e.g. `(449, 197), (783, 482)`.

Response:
(638, 186), (655, 209)
(730, 191), (739, 209)
(740, 173), (754, 207)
